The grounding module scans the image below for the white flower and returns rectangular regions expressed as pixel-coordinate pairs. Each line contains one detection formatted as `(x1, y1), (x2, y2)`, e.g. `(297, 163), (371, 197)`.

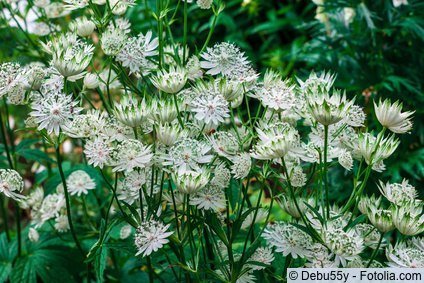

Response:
(54, 215), (70, 232)
(151, 65), (187, 94)
(162, 138), (213, 174)
(0, 169), (25, 201)
(0, 62), (24, 98)
(366, 206), (395, 233)
(111, 139), (153, 172)
(100, 27), (127, 56)
(44, 33), (94, 81)
(263, 222), (313, 259)
(251, 122), (301, 162)
(305, 244), (335, 268)
(323, 227), (364, 266)
(211, 162), (231, 189)
(63, 0), (89, 10)
(392, 201), (424, 236)
(83, 73), (99, 89)
(200, 42), (250, 78)
(241, 208), (268, 229)
(306, 89), (354, 126)
(354, 132), (399, 169)
(66, 170), (96, 196)
(113, 95), (150, 128)
(287, 166), (306, 187)
(117, 170), (149, 205)
(134, 219), (173, 257)
(116, 31), (158, 74)
(190, 82), (230, 126)
(71, 17), (96, 37)
(84, 136), (113, 169)
(186, 56), (203, 80)
(120, 225), (133, 239)
(386, 241), (424, 268)
(19, 187), (44, 210)
(173, 169), (210, 194)
(38, 193), (66, 224)
(190, 184), (226, 211)
(196, 0), (213, 9)
(374, 99), (414, 134)
(231, 153), (252, 179)
(28, 228), (40, 242)
(248, 247), (275, 270)
(278, 195), (313, 219)
(338, 149), (353, 170)
(378, 179), (416, 205)
(207, 131), (239, 157)
(297, 71), (335, 93)
(156, 123), (187, 146)
(393, 0), (408, 8)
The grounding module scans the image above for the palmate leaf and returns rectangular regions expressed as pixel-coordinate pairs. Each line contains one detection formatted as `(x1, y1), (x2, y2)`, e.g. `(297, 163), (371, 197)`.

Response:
(0, 233), (17, 282)
(10, 234), (82, 283)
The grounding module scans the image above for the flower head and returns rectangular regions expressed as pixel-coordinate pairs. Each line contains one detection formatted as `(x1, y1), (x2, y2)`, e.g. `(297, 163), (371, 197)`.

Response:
(173, 169), (210, 194)
(66, 170), (96, 196)
(378, 179), (416, 205)
(323, 227), (364, 266)
(392, 201), (424, 236)
(134, 219), (173, 257)
(263, 222), (313, 259)
(0, 169), (24, 201)
(111, 139), (153, 172)
(151, 65), (187, 94)
(374, 99), (414, 134)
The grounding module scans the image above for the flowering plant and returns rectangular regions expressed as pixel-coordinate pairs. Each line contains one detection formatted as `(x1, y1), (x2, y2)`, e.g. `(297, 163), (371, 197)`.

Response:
(0, 0), (422, 282)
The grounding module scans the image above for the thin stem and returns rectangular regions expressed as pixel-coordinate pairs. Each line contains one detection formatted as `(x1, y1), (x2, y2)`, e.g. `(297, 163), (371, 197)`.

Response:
(15, 205), (21, 256)
(200, 10), (219, 53)
(55, 145), (84, 256)
(0, 196), (10, 241)
(323, 125), (330, 218)
(367, 233), (384, 267)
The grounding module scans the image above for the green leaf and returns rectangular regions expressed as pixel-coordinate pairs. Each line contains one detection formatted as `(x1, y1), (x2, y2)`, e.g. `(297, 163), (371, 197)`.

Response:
(16, 148), (55, 164)
(0, 233), (17, 282)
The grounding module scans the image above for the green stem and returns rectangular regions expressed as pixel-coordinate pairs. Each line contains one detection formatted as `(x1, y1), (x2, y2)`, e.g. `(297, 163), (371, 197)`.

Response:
(323, 125), (330, 219)
(367, 233), (384, 267)
(55, 145), (84, 256)
(0, 196), (10, 241)
(200, 11), (219, 53)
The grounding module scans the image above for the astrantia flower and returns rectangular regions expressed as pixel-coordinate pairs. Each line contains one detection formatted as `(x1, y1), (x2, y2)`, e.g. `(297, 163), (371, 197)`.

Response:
(114, 95), (150, 128)
(241, 208), (268, 229)
(392, 201), (424, 236)
(117, 170), (155, 205)
(338, 149), (353, 170)
(100, 27), (127, 56)
(66, 170), (96, 196)
(306, 88), (354, 126)
(393, 0), (409, 8)
(19, 187), (44, 210)
(44, 33), (94, 81)
(286, 166), (306, 187)
(186, 55), (203, 80)
(84, 136), (112, 169)
(305, 244), (335, 268)
(354, 132), (399, 170)
(150, 99), (179, 124)
(355, 223), (384, 249)
(197, 0), (213, 9)
(210, 162), (231, 189)
(263, 223), (313, 259)
(278, 195), (308, 219)
(251, 122), (301, 162)
(248, 247), (275, 270)
(366, 206), (395, 233)
(63, 0), (89, 10)
(255, 70), (298, 112)
(190, 184), (226, 211)
(215, 77), (244, 102)
(0, 169), (24, 201)
(386, 241), (424, 268)
(200, 42), (250, 78)
(378, 179), (416, 205)
(190, 82), (230, 126)
(323, 228), (364, 266)
(110, 0), (136, 15)
(116, 31), (158, 74)
(162, 138), (213, 174)
(207, 131), (239, 157)
(156, 123), (187, 146)
(134, 219), (173, 257)
(231, 153), (251, 179)
(297, 71), (336, 93)
(63, 110), (108, 138)
(83, 73), (99, 89)
(374, 99), (414, 134)
(22, 63), (46, 91)
(343, 105), (366, 127)
(38, 193), (65, 224)
(28, 227), (39, 242)
(30, 92), (81, 135)
(0, 62), (23, 97)
(54, 215), (69, 232)
(111, 139), (153, 172)
(173, 169), (210, 194)
(358, 195), (382, 215)
(151, 65), (187, 94)
(70, 17), (96, 37)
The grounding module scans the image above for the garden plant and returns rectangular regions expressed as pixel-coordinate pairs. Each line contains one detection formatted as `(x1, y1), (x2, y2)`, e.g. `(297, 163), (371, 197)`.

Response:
(0, 0), (423, 282)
